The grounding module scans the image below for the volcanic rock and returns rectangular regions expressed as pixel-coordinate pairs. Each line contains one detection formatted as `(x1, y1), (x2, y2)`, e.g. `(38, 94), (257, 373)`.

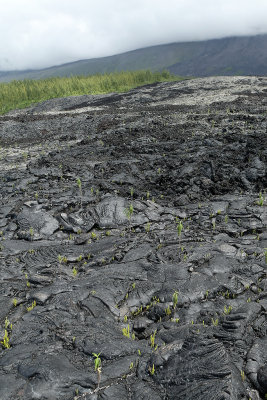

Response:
(0, 76), (267, 400)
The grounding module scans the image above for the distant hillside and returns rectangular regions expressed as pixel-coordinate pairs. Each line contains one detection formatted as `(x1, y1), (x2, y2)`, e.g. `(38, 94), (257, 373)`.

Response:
(1, 33), (267, 82)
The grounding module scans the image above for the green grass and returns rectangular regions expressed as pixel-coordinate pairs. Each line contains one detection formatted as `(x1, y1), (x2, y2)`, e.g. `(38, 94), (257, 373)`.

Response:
(0, 70), (184, 115)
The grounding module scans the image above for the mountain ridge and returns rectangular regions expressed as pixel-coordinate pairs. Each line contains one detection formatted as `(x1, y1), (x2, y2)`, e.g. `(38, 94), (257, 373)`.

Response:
(0, 33), (267, 82)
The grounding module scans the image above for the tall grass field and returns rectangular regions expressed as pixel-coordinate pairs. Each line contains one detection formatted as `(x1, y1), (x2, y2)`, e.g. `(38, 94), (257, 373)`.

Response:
(0, 70), (184, 115)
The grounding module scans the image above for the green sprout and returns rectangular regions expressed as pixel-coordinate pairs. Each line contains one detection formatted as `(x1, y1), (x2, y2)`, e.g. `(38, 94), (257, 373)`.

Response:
(165, 306), (172, 315)
(72, 267), (78, 277)
(5, 317), (10, 329)
(25, 273), (30, 287)
(27, 300), (36, 312)
(172, 291), (178, 309)
(149, 364), (155, 375)
(223, 305), (232, 315)
(77, 178), (81, 189)
(145, 222), (151, 233)
(0, 330), (10, 349)
(91, 231), (98, 240)
(240, 370), (245, 381)
(257, 192), (265, 206)
(92, 352), (102, 389)
(122, 324), (130, 338)
(125, 204), (134, 220)
(92, 352), (101, 371)
(177, 221), (183, 237)
(150, 330), (157, 348)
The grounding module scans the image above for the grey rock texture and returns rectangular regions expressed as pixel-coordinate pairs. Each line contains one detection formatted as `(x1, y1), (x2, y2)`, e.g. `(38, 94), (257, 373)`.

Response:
(0, 76), (267, 400)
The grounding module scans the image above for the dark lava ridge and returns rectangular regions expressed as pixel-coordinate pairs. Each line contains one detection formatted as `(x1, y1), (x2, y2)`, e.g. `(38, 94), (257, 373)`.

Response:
(0, 76), (267, 400)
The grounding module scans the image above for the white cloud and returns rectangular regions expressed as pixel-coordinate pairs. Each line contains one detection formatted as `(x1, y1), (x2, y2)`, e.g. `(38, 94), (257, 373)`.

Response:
(1, 0), (267, 70)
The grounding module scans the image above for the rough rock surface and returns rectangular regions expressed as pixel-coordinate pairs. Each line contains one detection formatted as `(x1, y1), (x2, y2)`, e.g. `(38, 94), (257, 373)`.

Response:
(0, 76), (267, 400)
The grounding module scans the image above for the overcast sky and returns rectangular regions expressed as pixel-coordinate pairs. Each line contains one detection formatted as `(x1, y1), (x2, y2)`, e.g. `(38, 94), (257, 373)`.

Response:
(1, 0), (267, 71)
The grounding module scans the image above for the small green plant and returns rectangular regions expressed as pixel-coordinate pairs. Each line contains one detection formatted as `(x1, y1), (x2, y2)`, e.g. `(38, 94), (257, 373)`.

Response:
(257, 192), (265, 206)
(93, 352), (101, 371)
(130, 187), (134, 197)
(12, 298), (18, 307)
(240, 370), (245, 381)
(77, 178), (81, 190)
(25, 273), (30, 287)
(172, 291), (178, 309)
(264, 249), (267, 264)
(122, 324), (130, 338)
(149, 364), (155, 375)
(5, 317), (10, 330)
(223, 305), (232, 315)
(129, 362), (134, 370)
(125, 204), (134, 220)
(27, 300), (36, 312)
(224, 215), (228, 223)
(145, 222), (151, 233)
(150, 330), (157, 348)
(212, 318), (219, 326)
(92, 352), (102, 389)
(91, 231), (98, 240)
(177, 220), (183, 237)
(29, 227), (34, 238)
(1, 318), (11, 349)
(132, 282), (136, 289)
(165, 306), (172, 316)
(1, 329), (10, 349)
(72, 267), (78, 277)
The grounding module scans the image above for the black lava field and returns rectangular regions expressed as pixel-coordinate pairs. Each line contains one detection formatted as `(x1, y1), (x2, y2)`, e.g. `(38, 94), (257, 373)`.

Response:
(0, 76), (267, 400)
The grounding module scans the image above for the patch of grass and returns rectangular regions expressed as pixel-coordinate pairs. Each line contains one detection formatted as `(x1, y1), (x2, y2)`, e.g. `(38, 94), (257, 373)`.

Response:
(0, 70), (184, 115)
